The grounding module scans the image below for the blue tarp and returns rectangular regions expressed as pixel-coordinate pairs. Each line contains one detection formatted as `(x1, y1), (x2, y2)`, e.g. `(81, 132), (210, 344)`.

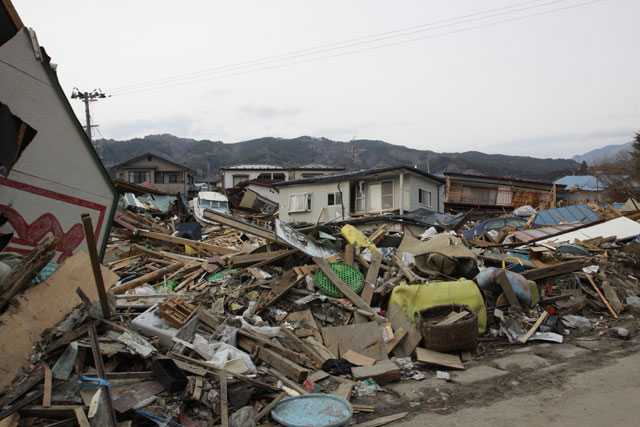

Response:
(534, 203), (600, 226)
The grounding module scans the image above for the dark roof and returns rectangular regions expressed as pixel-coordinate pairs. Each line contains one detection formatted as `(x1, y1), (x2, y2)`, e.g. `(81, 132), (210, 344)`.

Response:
(444, 171), (557, 186)
(113, 152), (196, 173)
(113, 178), (167, 195)
(274, 165), (445, 187)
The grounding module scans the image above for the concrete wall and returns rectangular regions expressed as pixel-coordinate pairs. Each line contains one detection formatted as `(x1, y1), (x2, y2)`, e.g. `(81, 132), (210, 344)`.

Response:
(114, 155), (193, 195)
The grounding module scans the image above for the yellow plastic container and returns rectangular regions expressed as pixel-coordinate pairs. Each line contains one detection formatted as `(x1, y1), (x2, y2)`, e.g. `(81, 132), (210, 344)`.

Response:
(388, 280), (487, 334)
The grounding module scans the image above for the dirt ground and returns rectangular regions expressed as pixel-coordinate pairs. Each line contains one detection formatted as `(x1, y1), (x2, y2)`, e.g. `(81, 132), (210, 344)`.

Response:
(351, 331), (640, 426)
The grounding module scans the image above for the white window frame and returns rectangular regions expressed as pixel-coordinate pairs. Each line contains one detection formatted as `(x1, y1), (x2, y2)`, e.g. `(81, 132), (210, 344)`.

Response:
(327, 192), (342, 206)
(355, 182), (365, 213)
(381, 180), (394, 210)
(288, 192), (311, 213)
(418, 188), (432, 207)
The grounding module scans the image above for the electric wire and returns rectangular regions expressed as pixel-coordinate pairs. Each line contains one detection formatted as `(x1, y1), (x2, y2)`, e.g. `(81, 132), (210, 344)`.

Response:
(107, 0), (552, 93)
(110, 0), (603, 97)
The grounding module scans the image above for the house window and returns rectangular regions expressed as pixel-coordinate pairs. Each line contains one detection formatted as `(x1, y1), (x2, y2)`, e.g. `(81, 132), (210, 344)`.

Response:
(355, 183), (365, 212)
(154, 172), (163, 183)
(272, 173), (286, 181)
(257, 173), (271, 180)
(328, 192), (342, 206)
(129, 171), (147, 183)
(381, 180), (393, 210)
(147, 155), (152, 161)
(118, 173), (123, 179)
(168, 173), (178, 183)
(418, 188), (432, 207)
(233, 174), (249, 186)
(289, 193), (311, 213)
(302, 173), (323, 178)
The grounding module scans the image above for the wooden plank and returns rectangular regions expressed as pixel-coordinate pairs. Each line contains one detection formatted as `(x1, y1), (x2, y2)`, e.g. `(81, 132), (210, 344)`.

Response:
(73, 407), (91, 427)
(0, 252), (119, 394)
(266, 368), (307, 395)
(229, 249), (291, 268)
(280, 327), (327, 367)
(331, 382), (355, 402)
(343, 350), (376, 367)
(285, 309), (323, 343)
(386, 302), (422, 358)
(344, 244), (355, 266)
(110, 262), (182, 294)
(351, 360), (401, 384)
(415, 347), (465, 370)
(0, 365), (44, 409)
(254, 393), (286, 423)
(368, 224), (388, 245)
(497, 271), (522, 311)
(42, 363), (52, 408)
(112, 380), (164, 413)
(436, 310), (469, 326)
(137, 229), (239, 254)
(451, 209), (474, 233)
(313, 257), (384, 322)
(83, 214), (113, 320)
(355, 412), (410, 427)
(519, 311), (549, 344)
(522, 260), (586, 281)
(385, 327), (407, 355)
(219, 372), (228, 427)
(356, 252), (383, 323)
(586, 275), (619, 318)
(257, 347), (309, 383)
(392, 254), (420, 283)
(202, 210), (279, 243)
(0, 235), (59, 312)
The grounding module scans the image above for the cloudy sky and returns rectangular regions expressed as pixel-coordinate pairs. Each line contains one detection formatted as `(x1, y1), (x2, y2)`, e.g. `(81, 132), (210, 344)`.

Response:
(13, 0), (640, 158)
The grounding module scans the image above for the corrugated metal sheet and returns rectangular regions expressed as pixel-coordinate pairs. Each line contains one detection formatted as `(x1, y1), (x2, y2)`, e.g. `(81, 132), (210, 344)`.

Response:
(512, 223), (585, 243)
(553, 175), (604, 191)
(544, 217), (640, 244)
(534, 203), (599, 226)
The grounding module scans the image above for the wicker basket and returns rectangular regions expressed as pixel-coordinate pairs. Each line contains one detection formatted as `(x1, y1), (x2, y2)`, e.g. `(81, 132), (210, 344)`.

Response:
(414, 304), (478, 352)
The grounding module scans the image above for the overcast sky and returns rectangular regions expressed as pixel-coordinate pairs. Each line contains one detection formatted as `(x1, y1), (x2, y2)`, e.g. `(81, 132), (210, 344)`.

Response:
(13, 0), (640, 158)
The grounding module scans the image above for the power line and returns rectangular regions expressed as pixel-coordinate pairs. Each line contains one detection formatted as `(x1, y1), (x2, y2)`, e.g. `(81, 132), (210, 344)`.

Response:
(107, 0), (552, 94)
(110, 0), (603, 97)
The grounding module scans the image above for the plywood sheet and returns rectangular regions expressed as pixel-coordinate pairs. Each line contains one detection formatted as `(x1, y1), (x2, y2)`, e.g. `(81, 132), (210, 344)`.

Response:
(321, 322), (387, 361)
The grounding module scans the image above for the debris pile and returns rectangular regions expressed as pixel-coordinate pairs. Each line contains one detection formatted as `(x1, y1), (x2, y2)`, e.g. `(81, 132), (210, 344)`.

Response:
(1, 202), (640, 426)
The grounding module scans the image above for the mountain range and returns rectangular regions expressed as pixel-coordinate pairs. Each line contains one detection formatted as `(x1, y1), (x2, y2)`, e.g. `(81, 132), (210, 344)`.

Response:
(96, 134), (585, 182)
(571, 141), (633, 165)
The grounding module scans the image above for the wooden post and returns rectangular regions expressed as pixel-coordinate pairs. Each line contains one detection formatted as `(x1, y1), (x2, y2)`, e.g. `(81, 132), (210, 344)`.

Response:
(81, 214), (111, 319)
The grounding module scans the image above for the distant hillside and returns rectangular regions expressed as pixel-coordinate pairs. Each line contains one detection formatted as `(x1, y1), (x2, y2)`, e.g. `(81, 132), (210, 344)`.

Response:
(572, 141), (633, 165)
(95, 135), (580, 182)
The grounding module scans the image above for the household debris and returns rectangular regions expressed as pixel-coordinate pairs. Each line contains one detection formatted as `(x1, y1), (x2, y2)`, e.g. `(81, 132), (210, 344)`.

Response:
(1, 200), (640, 426)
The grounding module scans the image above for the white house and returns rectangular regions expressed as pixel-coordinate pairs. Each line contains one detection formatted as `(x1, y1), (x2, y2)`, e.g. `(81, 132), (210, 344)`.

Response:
(0, 1), (118, 263)
(219, 164), (344, 189)
(275, 166), (445, 224)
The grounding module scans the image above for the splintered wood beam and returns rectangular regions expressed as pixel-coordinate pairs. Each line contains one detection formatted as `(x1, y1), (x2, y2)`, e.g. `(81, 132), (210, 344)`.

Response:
(519, 311), (549, 344)
(110, 262), (183, 294)
(586, 274), (619, 318)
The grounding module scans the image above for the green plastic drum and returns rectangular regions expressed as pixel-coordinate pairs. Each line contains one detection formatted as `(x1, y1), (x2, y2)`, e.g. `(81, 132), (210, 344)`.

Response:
(314, 262), (364, 298)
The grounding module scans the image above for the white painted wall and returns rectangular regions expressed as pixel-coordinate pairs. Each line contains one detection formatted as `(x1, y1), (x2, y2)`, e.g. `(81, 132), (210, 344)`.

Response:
(279, 181), (350, 224)
(0, 28), (117, 262)
(408, 174), (444, 213)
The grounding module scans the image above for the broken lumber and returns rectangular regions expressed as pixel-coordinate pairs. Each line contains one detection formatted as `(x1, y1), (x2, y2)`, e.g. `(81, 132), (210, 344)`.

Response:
(110, 262), (183, 294)
(519, 311), (549, 344)
(0, 235), (59, 312)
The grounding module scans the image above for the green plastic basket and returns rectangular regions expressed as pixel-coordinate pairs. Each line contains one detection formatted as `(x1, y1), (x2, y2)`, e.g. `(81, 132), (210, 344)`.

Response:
(314, 262), (364, 298)
(208, 268), (237, 281)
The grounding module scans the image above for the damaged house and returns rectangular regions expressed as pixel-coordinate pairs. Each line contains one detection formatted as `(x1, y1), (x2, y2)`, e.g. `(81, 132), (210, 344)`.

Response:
(0, 3), (118, 263)
(275, 165), (445, 224)
(219, 164), (344, 189)
(112, 153), (196, 196)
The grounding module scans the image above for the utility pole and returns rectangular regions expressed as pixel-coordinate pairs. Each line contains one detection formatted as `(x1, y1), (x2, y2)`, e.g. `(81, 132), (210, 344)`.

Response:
(71, 88), (107, 143)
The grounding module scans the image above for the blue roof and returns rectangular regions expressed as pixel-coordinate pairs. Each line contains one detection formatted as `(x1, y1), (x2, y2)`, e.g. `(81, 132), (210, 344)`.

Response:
(553, 175), (605, 191)
(534, 203), (600, 226)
